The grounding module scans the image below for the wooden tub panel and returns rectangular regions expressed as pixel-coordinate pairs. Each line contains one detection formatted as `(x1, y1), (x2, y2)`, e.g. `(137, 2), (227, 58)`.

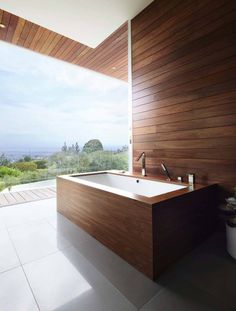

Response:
(57, 177), (154, 278)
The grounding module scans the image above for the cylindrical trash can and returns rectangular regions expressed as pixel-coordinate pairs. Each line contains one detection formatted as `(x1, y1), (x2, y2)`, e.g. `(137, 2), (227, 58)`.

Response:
(218, 202), (236, 260)
(226, 219), (236, 259)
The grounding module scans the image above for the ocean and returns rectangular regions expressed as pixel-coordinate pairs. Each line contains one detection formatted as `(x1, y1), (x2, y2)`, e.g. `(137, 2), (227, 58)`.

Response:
(0, 149), (60, 161)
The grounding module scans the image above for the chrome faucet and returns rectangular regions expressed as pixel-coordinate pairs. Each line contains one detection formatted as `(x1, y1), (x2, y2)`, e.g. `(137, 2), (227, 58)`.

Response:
(161, 163), (171, 181)
(136, 152), (146, 176)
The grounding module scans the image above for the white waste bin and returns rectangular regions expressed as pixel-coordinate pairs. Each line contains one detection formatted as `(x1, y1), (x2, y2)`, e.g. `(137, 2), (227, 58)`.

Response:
(218, 201), (236, 260)
(226, 220), (236, 259)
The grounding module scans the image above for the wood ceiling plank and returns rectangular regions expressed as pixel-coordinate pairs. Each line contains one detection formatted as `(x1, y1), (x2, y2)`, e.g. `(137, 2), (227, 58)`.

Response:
(79, 24), (127, 67)
(55, 40), (76, 59)
(43, 33), (62, 55)
(0, 9), (128, 81)
(55, 37), (75, 58)
(39, 31), (57, 54)
(29, 26), (45, 50)
(0, 11), (11, 40)
(70, 45), (92, 64)
(71, 24), (127, 68)
(49, 36), (67, 56)
(12, 18), (25, 44)
(0, 9), (3, 22)
(70, 46), (91, 64)
(5, 13), (18, 42)
(99, 44), (127, 69)
(63, 42), (83, 62)
(24, 23), (39, 48)
(17, 20), (33, 46)
(82, 36), (127, 69)
(34, 28), (51, 52)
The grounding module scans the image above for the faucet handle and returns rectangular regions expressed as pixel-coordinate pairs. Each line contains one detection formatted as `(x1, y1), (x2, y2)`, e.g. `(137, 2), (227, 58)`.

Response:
(136, 152), (146, 176)
(161, 163), (171, 181)
(136, 152), (145, 161)
(186, 173), (195, 185)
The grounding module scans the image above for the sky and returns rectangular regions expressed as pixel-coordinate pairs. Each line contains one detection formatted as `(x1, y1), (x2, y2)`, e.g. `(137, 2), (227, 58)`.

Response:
(0, 41), (128, 152)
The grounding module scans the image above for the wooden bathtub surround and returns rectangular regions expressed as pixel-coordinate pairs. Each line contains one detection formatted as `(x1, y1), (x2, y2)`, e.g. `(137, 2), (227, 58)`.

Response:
(57, 171), (218, 280)
(153, 185), (218, 276)
(57, 174), (154, 278)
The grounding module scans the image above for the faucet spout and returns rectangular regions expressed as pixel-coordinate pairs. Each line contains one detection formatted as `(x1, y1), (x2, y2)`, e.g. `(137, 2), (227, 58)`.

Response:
(136, 152), (146, 176)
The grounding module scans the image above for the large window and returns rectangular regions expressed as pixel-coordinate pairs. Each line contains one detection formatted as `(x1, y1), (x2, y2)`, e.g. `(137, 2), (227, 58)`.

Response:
(0, 42), (128, 192)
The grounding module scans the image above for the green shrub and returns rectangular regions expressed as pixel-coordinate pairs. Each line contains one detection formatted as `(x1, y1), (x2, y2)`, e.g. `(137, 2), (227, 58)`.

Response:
(12, 161), (37, 172)
(34, 160), (48, 169)
(18, 171), (40, 183)
(0, 166), (21, 178)
(0, 181), (5, 191)
(1, 175), (20, 189)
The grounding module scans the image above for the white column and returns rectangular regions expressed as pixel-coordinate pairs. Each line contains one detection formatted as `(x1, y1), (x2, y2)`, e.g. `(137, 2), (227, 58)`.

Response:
(128, 19), (133, 173)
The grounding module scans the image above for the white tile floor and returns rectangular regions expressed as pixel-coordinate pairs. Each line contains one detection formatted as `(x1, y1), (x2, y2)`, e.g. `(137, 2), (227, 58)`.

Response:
(0, 228), (20, 273)
(0, 198), (234, 310)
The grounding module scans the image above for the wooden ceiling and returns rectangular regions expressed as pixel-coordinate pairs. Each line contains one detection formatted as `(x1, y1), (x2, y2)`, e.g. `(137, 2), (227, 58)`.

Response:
(0, 9), (128, 81)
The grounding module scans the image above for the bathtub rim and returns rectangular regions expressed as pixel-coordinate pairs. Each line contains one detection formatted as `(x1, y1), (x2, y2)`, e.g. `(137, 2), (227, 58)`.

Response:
(57, 170), (211, 205)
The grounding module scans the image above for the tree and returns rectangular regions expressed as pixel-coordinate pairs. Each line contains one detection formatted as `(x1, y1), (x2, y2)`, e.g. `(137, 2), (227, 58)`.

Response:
(0, 153), (10, 166)
(82, 139), (103, 153)
(122, 145), (128, 152)
(23, 155), (32, 162)
(116, 145), (128, 153)
(61, 142), (67, 152)
(75, 142), (80, 153)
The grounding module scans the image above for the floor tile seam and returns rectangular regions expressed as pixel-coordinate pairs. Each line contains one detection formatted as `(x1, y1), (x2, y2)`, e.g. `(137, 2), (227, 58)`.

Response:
(44, 217), (57, 230)
(137, 287), (165, 310)
(20, 266), (41, 311)
(179, 274), (235, 310)
(43, 215), (175, 309)
(7, 219), (50, 232)
(20, 244), (72, 266)
(6, 220), (69, 310)
(5, 225), (40, 311)
(49, 224), (142, 309)
(44, 217), (79, 246)
(21, 244), (138, 311)
(0, 220), (7, 229)
(64, 242), (139, 309)
(0, 264), (22, 275)
(5, 216), (71, 267)
(4, 226), (23, 266)
(0, 196), (56, 208)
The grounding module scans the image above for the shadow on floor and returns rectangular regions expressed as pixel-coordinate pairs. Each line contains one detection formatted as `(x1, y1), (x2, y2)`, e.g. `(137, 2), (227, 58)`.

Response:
(56, 212), (236, 310)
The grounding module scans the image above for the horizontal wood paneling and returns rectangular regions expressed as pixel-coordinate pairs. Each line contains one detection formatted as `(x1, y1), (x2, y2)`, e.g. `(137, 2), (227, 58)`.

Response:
(132, 0), (236, 196)
(57, 173), (217, 279)
(153, 185), (217, 276)
(57, 176), (154, 279)
(0, 9), (127, 81)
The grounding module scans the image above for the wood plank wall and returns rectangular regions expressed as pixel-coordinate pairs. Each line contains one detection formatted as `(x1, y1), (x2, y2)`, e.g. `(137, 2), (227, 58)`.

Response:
(132, 0), (236, 196)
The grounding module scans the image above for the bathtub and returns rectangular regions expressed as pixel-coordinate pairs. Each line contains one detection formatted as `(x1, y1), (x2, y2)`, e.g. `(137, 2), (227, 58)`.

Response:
(57, 171), (217, 280)
(74, 172), (186, 197)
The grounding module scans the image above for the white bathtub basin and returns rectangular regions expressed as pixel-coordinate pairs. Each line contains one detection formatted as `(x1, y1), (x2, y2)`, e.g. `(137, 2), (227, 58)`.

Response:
(74, 173), (186, 197)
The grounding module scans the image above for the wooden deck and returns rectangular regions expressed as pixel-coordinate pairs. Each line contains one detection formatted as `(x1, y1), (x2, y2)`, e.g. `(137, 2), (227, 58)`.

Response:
(0, 187), (56, 207)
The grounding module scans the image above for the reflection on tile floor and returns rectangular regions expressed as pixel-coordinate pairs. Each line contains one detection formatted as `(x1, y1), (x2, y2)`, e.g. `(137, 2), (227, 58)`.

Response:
(0, 198), (235, 310)
(0, 228), (20, 273)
